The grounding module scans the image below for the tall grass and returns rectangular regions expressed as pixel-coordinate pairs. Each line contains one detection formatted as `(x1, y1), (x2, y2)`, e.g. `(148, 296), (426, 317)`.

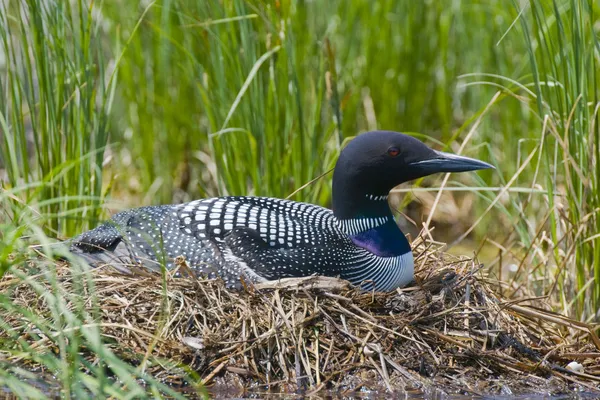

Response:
(455, 0), (600, 320)
(520, 0), (600, 319)
(101, 0), (530, 207)
(0, 1), (200, 397)
(0, 0), (113, 237)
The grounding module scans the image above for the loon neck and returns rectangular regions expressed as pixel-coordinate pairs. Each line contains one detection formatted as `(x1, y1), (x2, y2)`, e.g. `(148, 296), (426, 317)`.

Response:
(333, 192), (391, 220)
(334, 193), (394, 235)
(333, 194), (410, 257)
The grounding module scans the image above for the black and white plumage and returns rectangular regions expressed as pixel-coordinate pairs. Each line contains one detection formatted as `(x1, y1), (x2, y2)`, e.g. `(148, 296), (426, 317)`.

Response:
(70, 131), (493, 291)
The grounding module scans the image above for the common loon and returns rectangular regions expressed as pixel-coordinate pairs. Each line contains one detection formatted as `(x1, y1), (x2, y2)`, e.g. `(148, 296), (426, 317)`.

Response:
(70, 131), (493, 291)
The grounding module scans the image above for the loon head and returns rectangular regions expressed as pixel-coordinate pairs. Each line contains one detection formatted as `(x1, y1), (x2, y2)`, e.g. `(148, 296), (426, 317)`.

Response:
(332, 131), (493, 219)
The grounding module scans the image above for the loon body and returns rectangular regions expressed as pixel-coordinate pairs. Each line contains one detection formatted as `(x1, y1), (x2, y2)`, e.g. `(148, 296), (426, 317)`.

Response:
(71, 131), (493, 291)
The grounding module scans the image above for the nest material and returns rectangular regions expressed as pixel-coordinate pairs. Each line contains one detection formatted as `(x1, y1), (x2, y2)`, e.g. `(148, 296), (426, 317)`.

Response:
(2, 241), (600, 397)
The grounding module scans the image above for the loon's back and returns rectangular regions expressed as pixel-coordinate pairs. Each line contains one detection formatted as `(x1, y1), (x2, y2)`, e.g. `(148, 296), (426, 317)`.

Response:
(71, 196), (369, 288)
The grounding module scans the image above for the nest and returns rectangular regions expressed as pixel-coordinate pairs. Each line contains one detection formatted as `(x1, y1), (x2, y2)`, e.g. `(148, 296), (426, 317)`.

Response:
(2, 240), (600, 397)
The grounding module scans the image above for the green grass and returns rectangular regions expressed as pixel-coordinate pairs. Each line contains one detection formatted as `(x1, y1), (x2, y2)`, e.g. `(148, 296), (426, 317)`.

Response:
(525, 0), (600, 319)
(0, 0), (115, 237)
(104, 0), (533, 204)
(1, 0), (599, 397)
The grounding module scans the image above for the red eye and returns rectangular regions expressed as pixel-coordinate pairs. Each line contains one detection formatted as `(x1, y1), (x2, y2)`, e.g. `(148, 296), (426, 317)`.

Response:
(387, 147), (400, 157)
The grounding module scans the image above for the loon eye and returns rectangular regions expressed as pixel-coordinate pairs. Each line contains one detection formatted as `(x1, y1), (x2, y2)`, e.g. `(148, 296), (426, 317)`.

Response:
(387, 147), (400, 157)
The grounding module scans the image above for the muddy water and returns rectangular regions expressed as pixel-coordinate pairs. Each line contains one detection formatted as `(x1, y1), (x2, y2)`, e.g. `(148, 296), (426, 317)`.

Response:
(205, 388), (600, 399)
(4, 376), (599, 399)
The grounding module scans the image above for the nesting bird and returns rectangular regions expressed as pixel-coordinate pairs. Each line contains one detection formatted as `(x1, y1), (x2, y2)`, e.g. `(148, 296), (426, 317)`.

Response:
(70, 131), (493, 291)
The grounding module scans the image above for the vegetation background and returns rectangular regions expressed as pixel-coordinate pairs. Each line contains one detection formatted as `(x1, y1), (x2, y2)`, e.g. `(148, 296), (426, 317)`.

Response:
(0, 0), (599, 397)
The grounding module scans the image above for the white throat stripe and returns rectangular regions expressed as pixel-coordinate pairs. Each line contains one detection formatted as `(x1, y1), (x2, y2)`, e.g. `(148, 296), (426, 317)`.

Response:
(365, 194), (389, 201)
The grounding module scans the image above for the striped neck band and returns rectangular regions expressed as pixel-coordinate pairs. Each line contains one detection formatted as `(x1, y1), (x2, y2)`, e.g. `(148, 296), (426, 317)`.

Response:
(336, 216), (391, 235)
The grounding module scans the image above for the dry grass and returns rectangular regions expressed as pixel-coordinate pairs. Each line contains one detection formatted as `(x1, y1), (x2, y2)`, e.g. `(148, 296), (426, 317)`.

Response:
(1, 239), (599, 397)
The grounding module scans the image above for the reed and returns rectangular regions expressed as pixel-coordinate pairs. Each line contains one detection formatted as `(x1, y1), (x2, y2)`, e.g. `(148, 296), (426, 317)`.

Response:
(0, 0), (114, 237)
